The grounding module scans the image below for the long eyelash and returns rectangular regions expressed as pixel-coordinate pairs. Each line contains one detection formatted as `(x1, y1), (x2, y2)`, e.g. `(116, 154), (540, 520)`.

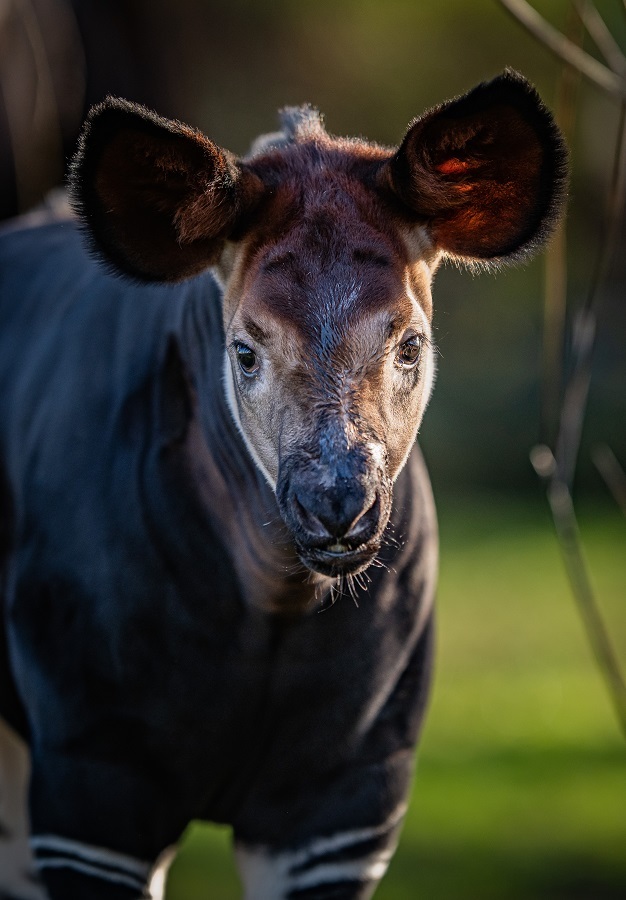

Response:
(422, 334), (442, 358)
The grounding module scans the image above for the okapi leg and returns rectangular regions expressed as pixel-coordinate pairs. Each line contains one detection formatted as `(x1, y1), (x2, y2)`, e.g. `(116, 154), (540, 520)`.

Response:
(0, 718), (45, 900)
(26, 750), (182, 900)
(234, 806), (405, 900)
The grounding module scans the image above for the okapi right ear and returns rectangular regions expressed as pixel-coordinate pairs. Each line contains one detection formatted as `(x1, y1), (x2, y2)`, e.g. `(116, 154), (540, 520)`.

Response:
(70, 99), (265, 282)
(382, 70), (567, 264)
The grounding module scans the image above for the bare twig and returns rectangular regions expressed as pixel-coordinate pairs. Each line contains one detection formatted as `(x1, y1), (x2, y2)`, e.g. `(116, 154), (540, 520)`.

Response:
(545, 96), (626, 740)
(499, 0), (626, 99)
(506, 2), (626, 741)
(531, 446), (626, 739)
(592, 444), (626, 517)
(574, 0), (626, 77)
(541, 5), (583, 447)
(555, 100), (626, 488)
(541, 221), (567, 445)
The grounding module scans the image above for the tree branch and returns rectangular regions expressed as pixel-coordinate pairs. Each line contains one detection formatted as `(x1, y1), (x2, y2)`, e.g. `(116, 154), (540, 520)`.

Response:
(574, 0), (626, 77)
(499, 0), (626, 98)
(531, 445), (626, 740)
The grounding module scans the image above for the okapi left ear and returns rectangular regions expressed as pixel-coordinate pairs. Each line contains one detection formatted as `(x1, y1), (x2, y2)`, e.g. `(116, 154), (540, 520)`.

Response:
(70, 99), (265, 282)
(382, 70), (568, 263)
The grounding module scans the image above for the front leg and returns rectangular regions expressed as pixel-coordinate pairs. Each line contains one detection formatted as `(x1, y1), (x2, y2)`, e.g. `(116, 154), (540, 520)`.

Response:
(233, 610), (434, 900)
(29, 836), (152, 900)
(26, 748), (184, 900)
(235, 804), (405, 900)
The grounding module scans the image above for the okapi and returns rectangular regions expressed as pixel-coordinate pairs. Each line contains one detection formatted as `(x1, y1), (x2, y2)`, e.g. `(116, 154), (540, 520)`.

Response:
(0, 71), (566, 900)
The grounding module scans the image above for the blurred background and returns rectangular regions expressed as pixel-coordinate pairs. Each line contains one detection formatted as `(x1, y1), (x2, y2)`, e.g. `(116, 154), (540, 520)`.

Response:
(1, 0), (624, 897)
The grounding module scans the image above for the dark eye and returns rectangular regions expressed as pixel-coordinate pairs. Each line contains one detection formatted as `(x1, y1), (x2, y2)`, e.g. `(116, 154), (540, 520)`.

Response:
(235, 342), (259, 377)
(395, 335), (422, 370)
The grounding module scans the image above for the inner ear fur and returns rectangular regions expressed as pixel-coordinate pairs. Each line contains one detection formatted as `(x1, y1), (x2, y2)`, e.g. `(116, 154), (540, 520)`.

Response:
(383, 70), (568, 264)
(70, 99), (264, 282)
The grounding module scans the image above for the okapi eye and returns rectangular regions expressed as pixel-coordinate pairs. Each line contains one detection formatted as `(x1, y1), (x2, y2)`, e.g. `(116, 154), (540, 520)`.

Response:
(395, 336), (422, 370)
(235, 342), (259, 377)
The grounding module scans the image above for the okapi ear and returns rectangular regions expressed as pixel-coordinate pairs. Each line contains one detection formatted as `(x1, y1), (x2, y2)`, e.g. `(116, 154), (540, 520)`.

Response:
(70, 99), (265, 282)
(382, 70), (567, 264)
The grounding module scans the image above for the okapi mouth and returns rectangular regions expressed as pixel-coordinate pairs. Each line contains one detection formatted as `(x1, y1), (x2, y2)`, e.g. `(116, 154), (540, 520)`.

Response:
(297, 541), (382, 578)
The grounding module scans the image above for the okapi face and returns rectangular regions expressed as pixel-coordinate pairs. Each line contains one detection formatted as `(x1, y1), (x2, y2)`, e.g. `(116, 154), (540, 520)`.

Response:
(71, 71), (566, 577)
(218, 138), (439, 576)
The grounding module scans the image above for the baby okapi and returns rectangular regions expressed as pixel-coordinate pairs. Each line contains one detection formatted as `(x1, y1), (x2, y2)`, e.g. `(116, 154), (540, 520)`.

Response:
(0, 71), (566, 899)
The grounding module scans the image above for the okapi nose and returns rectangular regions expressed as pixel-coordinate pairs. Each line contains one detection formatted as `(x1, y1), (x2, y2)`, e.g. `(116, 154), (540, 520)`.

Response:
(292, 487), (379, 542)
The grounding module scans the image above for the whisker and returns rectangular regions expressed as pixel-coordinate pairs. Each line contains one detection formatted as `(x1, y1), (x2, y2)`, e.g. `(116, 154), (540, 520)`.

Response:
(345, 573), (360, 607)
(317, 578), (339, 612)
(354, 570), (370, 591)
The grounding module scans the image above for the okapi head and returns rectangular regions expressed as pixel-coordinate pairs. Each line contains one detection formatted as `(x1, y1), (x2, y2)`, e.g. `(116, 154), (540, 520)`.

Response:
(71, 71), (567, 578)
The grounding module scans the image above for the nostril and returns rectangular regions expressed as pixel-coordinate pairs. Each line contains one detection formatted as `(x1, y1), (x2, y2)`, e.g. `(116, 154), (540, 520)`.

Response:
(346, 492), (380, 539)
(292, 494), (332, 539)
(292, 487), (380, 544)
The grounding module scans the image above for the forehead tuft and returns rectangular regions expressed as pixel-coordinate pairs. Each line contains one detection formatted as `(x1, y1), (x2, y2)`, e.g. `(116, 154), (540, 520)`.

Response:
(279, 105), (326, 142)
(247, 104), (328, 157)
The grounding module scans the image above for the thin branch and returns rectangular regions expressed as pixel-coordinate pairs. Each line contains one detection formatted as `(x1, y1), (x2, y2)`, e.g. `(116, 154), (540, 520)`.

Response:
(592, 444), (626, 518)
(531, 445), (626, 740)
(574, 0), (626, 77)
(541, 5), (584, 447)
(499, 0), (626, 99)
(518, 4), (626, 742)
(555, 101), (626, 488)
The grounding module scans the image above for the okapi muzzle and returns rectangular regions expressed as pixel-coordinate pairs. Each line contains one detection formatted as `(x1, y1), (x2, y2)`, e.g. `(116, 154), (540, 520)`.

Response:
(277, 420), (392, 577)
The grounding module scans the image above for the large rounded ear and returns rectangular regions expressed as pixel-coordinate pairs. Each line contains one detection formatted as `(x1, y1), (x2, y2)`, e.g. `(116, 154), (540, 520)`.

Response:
(381, 70), (568, 264)
(70, 99), (265, 282)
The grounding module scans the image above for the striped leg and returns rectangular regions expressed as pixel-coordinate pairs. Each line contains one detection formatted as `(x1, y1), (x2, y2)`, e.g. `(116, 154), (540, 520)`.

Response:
(29, 837), (177, 899)
(29, 836), (152, 898)
(26, 750), (181, 900)
(234, 807), (405, 900)
(28, 836), (177, 899)
(0, 719), (45, 900)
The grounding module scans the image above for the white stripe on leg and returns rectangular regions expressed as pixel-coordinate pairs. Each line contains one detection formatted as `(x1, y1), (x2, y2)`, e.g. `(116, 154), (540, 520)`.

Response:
(30, 835), (151, 893)
(235, 804), (406, 900)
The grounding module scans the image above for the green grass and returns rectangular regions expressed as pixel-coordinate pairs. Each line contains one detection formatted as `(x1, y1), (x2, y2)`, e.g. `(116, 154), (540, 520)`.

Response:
(165, 492), (626, 899)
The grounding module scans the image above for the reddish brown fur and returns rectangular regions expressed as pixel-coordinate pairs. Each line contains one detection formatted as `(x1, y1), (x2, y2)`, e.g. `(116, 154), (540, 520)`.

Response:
(233, 142), (418, 333)
(73, 71), (566, 287)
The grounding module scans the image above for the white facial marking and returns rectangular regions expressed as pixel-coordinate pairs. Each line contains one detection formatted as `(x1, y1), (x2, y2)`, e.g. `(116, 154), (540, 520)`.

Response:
(387, 272), (436, 481)
(366, 440), (385, 469)
(405, 271), (437, 415)
(222, 350), (277, 490)
(401, 224), (443, 272)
